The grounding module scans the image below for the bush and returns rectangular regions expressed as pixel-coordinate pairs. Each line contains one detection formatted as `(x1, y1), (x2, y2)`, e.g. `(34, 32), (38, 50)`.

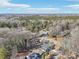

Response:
(0, 48), (7, 59)
(61, 26), (79, 53)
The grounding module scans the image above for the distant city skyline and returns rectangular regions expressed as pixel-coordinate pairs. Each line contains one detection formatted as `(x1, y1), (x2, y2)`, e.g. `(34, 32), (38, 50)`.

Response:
(0, 0), (79, 14)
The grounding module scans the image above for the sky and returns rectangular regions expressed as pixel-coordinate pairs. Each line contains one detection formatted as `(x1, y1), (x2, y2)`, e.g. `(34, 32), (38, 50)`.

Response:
(0, 0), (79, 14)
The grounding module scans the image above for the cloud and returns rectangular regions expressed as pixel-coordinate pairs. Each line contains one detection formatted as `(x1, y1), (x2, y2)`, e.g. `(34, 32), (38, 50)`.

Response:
(0, 7), (60, 14)
(23, 8), (60, 14)
(0, 0), (61, 14)
(0, 0), (31, 8)
(66, 4), (79, 9)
